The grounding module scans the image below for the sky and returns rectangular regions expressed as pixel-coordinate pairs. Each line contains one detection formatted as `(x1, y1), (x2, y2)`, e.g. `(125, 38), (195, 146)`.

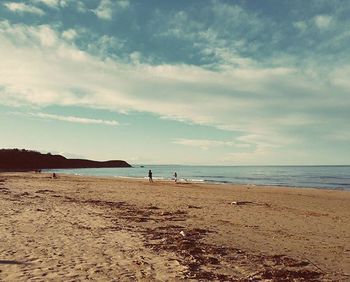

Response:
(0, 0), (349, 165)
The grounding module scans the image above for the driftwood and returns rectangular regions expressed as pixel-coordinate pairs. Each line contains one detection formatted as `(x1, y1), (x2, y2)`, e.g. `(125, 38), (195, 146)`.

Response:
(230, 201), (270, 207)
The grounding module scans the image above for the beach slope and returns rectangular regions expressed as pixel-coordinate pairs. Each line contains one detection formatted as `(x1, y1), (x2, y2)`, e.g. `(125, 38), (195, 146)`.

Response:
(0, 173), (349, 281)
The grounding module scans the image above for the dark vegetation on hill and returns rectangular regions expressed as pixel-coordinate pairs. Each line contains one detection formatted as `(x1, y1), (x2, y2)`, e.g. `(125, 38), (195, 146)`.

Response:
(0, 149), (131, 170)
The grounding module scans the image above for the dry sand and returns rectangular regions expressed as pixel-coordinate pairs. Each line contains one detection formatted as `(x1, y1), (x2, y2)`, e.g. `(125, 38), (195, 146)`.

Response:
(0, 172), (349, 281)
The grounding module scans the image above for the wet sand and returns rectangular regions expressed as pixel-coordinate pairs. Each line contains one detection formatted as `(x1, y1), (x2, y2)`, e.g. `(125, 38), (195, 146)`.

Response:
(0, 172), (349, 281)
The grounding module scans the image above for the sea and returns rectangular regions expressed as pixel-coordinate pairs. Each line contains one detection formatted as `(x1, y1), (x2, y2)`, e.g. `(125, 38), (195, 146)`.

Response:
(47, 165), (350, 191)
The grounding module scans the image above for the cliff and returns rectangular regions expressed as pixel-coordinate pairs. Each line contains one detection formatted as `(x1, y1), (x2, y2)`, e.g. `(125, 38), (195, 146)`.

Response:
(0, 149), (131, 170)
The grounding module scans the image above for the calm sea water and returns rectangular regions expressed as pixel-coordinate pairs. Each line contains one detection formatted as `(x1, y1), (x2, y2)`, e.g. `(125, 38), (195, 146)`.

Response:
(47, 165), (350, 190)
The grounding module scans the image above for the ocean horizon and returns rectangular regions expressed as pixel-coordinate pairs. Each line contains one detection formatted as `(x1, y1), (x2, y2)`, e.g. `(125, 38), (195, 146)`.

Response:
(47, 165), (350, 191)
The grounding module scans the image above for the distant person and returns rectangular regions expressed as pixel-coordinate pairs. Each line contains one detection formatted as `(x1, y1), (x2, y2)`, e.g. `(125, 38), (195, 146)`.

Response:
(174, 172), (177, 183)
(148, 170), (153, 182)
(52, 173), (57, 179)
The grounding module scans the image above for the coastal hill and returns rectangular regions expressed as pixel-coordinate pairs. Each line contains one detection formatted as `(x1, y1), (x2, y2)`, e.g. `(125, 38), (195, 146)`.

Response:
(0, 149), (131, 170)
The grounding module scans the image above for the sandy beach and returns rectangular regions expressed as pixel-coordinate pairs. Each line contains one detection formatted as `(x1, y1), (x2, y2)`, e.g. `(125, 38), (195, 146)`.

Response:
(0, 172), (349, 281)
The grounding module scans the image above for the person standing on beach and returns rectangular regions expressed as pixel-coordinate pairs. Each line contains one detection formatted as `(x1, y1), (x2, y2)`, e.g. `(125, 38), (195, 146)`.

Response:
(148, 170), (153, 182)
(174, 172), (177, 183)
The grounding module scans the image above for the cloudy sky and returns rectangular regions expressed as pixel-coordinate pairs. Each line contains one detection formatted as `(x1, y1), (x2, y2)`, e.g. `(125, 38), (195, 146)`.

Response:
(0, 0), (349, 165)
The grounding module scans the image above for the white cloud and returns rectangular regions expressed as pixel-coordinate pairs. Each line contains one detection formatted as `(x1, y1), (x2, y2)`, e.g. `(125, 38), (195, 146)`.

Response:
(29, 112), (119, 126)
(34, 0), (88, 13)
(156, 6), (261, 70)
(38, 25), (57, 47)
(173, 138), (252, 150)
(95, 0), (113, 20)
(4, 2), (45, 15)
(31, 0), (70, 8)
(74, 1), (88, 13)
(94, 0), (129, 20)
(129, 51), (142, 64)
(117, 0), (129, 9)
(94, 0), (130, 20)
(32, 0), (58, 8)
(62, 29), (77, 40)
(293, 21), (307, 32)
(173, 139), (234, 150)
(87, 34), (125, 58)
(325, 131), (350, 142)
(314, 15), (332, 30)
(221, 133), (306, 164)
(330, 65), (350, 89)
(236, 134), (290, 148)
(0, 20), (349, 159)
(294, 15), (334, 34)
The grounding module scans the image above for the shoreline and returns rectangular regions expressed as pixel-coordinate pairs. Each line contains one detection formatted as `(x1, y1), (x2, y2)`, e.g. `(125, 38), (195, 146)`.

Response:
(1, 172), (349, 280)
(44, 170), (350, 192)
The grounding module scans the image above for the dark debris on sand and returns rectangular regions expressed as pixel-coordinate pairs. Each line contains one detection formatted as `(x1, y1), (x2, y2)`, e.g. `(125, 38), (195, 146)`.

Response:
(141, 224), (323, 281)
(51, 195), (324, 281)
